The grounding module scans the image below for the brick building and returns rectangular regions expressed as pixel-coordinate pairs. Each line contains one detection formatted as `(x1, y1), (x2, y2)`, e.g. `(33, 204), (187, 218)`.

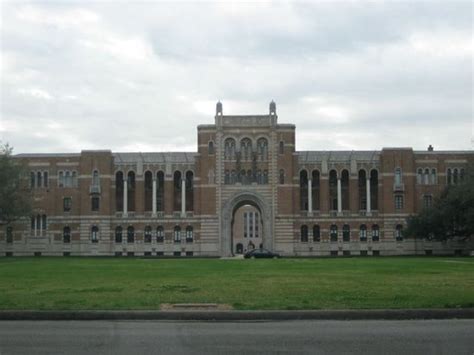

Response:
(2, 101), (473, 257)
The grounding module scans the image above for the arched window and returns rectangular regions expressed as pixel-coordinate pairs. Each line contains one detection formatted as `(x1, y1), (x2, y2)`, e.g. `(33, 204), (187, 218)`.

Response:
(174, 226), (181, 243)
(370, 169), (379, 210)
(300, 225), (308, 242)
(257, 138), (268, 160)
(208, 141), (214, 155)
(144, 171), (153, 212)
(173, 171), (182, 211)
(157, 171), (165, 212)
(394, 168), (402, 185)
(279, 169), (285, 184)
(453, 168), (459, 184)
(416, 168), (423, 184)
(72, 171), (78, 187)
(358, 170), (367, 210)
(313, 225), (320, 242)
(127, 171), (136, 212)
(37, 171), (42, 188)
(224, 138), (236, 159)
(247, 170), (252, 184)
(460, 168), (465, 182)
(127, 226), (135, 243)
(311, 170), (320, 211)
(92, 170), (99, 186)
(329, 170), (338, 211)
(240, 138), (252, 160)
(91, 226), (99, 243)
(43, 171), (48, 188)
(6, 226), (13, 243)
(239, 169), (247, 184)
(341, 170), (350, 210)
(330, 225), (338, 242)
(447, 168), (452, 185)
(63, 226), (71, 243)
(424, 168), (430, 185)
(115, 226), (123, 243)
(42, 215), (47, 231)
(115, 171), (124, 212)
(342, 224), (350, 242)
(263, 170), (268, 184)
(300, 170), (308, 211)
(395, 224), (403, 241)
(186, 226), (193, 243)
(231, 170), (237, 184)
(186, 171), (194, 211)
(431, 169), (437, 184)
(279, 141), (284, 154)
(144, 226), (152, 243)
(156, 226), (164, 243)
(359, 224), (367, 241)
(65, 171), (71, 187)
(372, 224), (380, 241)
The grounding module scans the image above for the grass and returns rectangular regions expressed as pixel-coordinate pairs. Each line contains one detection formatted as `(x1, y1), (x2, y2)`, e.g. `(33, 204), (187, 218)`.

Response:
(0, 257), (473, 310)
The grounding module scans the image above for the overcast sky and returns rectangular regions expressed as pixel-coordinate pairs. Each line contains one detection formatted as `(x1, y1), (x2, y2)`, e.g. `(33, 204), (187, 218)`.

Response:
(1, 1), (472, 154)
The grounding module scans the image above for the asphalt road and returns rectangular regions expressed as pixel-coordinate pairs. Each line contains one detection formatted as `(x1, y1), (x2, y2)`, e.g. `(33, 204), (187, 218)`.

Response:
(0, 319), (472, 355)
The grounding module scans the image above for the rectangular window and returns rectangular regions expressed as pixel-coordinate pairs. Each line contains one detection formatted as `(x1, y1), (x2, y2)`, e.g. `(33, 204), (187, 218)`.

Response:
(63, 197), (72, 212)
(243, 212), (248, 238)
(394, 195), (404, 210)
(91, 197), (100, 211)
(423, 195), (433, 208)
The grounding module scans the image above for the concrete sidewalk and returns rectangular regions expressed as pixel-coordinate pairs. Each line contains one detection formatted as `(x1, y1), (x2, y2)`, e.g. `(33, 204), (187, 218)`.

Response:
(0, 309), (473, 321)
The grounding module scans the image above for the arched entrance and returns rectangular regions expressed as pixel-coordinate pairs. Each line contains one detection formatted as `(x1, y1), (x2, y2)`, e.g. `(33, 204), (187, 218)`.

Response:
(221, 191), (273, 256)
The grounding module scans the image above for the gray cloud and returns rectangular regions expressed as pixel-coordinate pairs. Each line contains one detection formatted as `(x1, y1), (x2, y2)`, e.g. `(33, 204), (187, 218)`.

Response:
(1, 1), (472, 153)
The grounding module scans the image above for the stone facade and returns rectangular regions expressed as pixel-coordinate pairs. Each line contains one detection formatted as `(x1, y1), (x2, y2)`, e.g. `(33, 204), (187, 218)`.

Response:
(2, 101), (473, 257)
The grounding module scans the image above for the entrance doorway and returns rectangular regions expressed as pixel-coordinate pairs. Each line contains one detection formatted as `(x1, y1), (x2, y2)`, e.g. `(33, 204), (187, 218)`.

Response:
(232, 204), (263, 255)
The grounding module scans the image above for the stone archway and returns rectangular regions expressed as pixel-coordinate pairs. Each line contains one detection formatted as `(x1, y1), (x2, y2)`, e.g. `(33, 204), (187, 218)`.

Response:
(221, 191), (273, 256)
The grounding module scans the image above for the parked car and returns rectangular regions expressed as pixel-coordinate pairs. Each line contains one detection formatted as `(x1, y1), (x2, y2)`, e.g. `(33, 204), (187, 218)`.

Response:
(244, 248), (280, 259)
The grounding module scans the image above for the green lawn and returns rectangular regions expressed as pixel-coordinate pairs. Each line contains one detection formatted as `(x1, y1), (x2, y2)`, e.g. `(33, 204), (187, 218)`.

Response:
(0, 257), (473, 310)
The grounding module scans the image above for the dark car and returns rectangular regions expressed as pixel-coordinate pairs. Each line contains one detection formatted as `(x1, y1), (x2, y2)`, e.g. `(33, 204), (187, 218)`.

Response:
(244, 248), (280, 259)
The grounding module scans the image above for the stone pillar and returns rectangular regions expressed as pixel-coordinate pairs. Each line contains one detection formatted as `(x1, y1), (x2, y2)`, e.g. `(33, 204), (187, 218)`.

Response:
(123, 179), (128, 216)
(181, 178), (186, 217)
(337, 178), (342, 214)
(152, 178), (157, 216)
(366, 178), (371, 215)
(308, 179), (312, 214)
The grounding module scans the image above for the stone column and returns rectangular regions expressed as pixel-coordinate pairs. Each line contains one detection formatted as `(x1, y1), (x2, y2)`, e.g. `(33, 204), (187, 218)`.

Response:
(308, 179), (312, 214)
(152, 178), (157, 216)
(366, 178), (371, 215)
(181, 178), (186, 217)
(123, 179), (128, 216)
(337, 178), (342, 214)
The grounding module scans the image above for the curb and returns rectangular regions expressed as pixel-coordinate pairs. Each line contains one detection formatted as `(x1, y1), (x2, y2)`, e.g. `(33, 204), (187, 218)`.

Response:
(0, 309), (473, 321)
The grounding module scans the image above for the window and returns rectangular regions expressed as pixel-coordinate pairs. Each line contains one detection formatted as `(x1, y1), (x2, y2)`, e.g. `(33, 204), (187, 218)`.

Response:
(156, 226), (164, 243)
(115, 226), (123, 243)
(43, 171), (48, 188)
(416, 168), (423, 184)
(300, 170), (308, 211)
(91, 196), (100, 211)
(447, 168), (452, 185)
(173, 171), (182, 211)
(63, 227), (71, 243)
(372, 224), (380, 241)
(330, 225), (338, 242)
(208, 141), (214, 155)
(115, 171), (124, 211)
(185, 171), (194, 211)
(257, 138), (268, 160)
(394, 168), (402, 185)
(300, 225), (308, 242)
(6, 227), (13, 243)
(224, 170), (230, 185)
(431, 169), (437, 184)
(263, 170), (268, 184)
(144, 171), (153, 212)
(59, 170), (77, 188)
(224, 138), (236, 159)
(30, 172), (35, 188)
(42, 215), (47, 231)
(127, 226), (135, 243)
(279, 141), (284, 154)
(91, 226), (99, 243)
(186, 226), (193, 243)
(174, 226), (181, 243)
(423, 195), (433, 208)
(240, 138), (252, 160)
(37, 171), (42, 188)
(63, 197), (72, 212)
(156, 171), (165, 212)
(92, 170), (99, 186)
(342, 224), (350, 242)
(395, 195), (404, 210)
(395, 224), (403, 241)
(424, 168), (430, 185)
(359, 224), (367, 241)
(313, 225), (320, 242)
(127, 171), (136, 212)
(144, 226), (152, 243)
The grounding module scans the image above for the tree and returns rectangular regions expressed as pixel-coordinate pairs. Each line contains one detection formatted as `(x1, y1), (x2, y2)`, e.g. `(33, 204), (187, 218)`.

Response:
(0, 143), (32, 226)
(405, 170), (474, 242)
